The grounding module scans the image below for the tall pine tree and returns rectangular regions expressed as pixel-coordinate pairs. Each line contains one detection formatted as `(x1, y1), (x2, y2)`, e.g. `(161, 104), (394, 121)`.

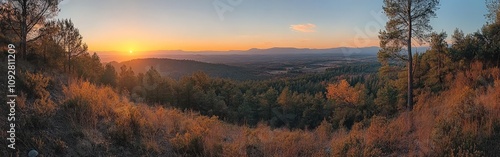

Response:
(379, 0), (439, 110)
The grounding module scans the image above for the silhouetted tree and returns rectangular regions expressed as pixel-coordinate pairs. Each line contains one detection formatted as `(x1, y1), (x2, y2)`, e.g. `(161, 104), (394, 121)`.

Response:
(143, 66), (163, 104)
(1, 0), (61, 59)
(101, 64), (118, 87)
(73, 52), (103, 83)
(118, 65), (137, 93)
(47, 19), (88, 72)
(158, 77), (177, 105)
(30, 22), (65, 69)
(0, 5), (17, 44)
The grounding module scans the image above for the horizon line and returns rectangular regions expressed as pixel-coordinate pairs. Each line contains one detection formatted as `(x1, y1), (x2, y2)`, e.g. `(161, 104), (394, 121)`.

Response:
(90, 46), (387, 53)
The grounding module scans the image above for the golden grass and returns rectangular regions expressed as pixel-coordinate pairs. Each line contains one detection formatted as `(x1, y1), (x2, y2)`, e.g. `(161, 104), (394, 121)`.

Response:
(21, 65), (499, 156)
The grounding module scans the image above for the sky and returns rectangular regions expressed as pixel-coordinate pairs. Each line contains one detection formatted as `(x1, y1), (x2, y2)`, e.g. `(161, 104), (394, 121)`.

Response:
(57, 0), (489, 53)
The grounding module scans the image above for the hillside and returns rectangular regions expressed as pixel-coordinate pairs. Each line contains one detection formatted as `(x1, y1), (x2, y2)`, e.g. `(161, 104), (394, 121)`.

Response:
(2, 0), (500, 156)
(109, 58), (264, 80)
(1, 61), (499, 156)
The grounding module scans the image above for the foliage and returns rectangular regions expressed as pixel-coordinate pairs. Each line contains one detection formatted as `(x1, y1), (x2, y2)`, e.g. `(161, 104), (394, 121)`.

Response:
(111, 58), (261, 80)
(19, 71), (55, 116)
(30, 24), (66, 70)
(3, 0), (500, 156)
(326, 79), (360, 105)
(101, 63), (118, 87)
(0, 0), (61, 58)
(379, 0), (440, 110)
(485, 0), (500, 23)
(62, 81), (124, 128)
(417, 32), (453, 92)
(374, 85), (398, 117)
(73, 52), (104, 83)
(45, 19), (88, 72)
(118, 65), (138, 93)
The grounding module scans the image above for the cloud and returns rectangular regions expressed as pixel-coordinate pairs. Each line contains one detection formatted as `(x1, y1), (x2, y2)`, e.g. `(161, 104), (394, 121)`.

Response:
(290, 23), (316, 33)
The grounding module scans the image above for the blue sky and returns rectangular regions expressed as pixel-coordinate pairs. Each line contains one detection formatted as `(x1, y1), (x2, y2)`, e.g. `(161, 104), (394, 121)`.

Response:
(57, 0), (488, 52)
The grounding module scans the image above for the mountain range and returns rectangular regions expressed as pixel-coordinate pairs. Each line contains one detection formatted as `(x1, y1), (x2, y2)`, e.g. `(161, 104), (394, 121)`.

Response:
(97, 47), (382, 63)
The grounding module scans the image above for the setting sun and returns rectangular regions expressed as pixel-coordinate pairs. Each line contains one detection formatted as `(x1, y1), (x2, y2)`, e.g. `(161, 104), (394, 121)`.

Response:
(3, 0), (497, 156)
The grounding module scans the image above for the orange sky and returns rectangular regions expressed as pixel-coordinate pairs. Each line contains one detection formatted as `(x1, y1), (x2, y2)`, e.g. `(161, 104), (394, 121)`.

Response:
(56, 1), (487, 53)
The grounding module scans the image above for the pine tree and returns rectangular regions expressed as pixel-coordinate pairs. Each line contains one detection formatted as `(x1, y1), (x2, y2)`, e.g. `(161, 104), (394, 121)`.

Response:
(379, 0), (440, 110)
(47, 19), (88, 72)
(1, 0), (61, 59)
(101, 64), (118, 88)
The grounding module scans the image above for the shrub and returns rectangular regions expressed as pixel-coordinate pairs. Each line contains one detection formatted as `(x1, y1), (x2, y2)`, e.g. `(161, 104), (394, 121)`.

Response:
(62, 81), (124, 128)
(17, 72), (56, 131)
(109, 105), (141, 146)
(331, 123), (366, 157)
(431, 85), (489, 156)
(20, 71), (56, 116)
(170, 133), (205, 156)
(62, 96), (94, 127)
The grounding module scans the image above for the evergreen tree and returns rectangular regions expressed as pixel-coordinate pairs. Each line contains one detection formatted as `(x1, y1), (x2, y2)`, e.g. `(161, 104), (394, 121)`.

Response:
(1, 0), (61, 59)
(379, 0), (440, 110)
(118, 65), (137, 93)
(101, 64), (118, 88)
(46, 19), (88, 72)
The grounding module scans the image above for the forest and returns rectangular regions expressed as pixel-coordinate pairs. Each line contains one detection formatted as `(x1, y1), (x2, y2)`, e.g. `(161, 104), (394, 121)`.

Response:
(1, 0), (500, 156)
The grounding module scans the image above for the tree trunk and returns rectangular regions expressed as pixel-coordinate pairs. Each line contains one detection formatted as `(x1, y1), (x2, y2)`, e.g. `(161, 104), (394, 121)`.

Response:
(20, 0), (27, 59)
(20, 33), (26, 59)
(68, 49), (71, 73)
(407, 0), (413, 111)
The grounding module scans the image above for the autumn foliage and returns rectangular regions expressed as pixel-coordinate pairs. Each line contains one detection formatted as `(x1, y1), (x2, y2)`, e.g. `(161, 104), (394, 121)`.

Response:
(326, 79), (360, 105)
(1, 1), (500, 156)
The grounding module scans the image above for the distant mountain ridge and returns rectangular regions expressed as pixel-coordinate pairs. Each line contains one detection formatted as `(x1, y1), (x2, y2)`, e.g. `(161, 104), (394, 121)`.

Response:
(97, 46), (433, 56)
(244, 46), (380, 55)
(98, 46), (381, 55)
(97, 47), (383, 63)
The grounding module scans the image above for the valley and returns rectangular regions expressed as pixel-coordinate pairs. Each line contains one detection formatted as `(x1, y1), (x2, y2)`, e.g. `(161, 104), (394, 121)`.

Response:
(100, 47), (380, 80)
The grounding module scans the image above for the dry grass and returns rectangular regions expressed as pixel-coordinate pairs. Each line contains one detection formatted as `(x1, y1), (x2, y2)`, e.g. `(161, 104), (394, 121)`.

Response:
(326, 65), (500, 157)
(58, 80), (339, 156)
(9, 65), (500, 156)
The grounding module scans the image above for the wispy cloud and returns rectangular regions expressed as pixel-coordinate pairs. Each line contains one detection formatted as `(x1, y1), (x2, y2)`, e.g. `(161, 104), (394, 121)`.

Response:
(290, 23), (316, 33)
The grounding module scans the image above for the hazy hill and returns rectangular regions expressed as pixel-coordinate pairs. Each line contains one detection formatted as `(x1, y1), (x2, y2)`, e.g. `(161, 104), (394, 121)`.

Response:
(244, 46), (380, 55)
(97, 47), (382, 63)
(108, 58), (263, 80)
